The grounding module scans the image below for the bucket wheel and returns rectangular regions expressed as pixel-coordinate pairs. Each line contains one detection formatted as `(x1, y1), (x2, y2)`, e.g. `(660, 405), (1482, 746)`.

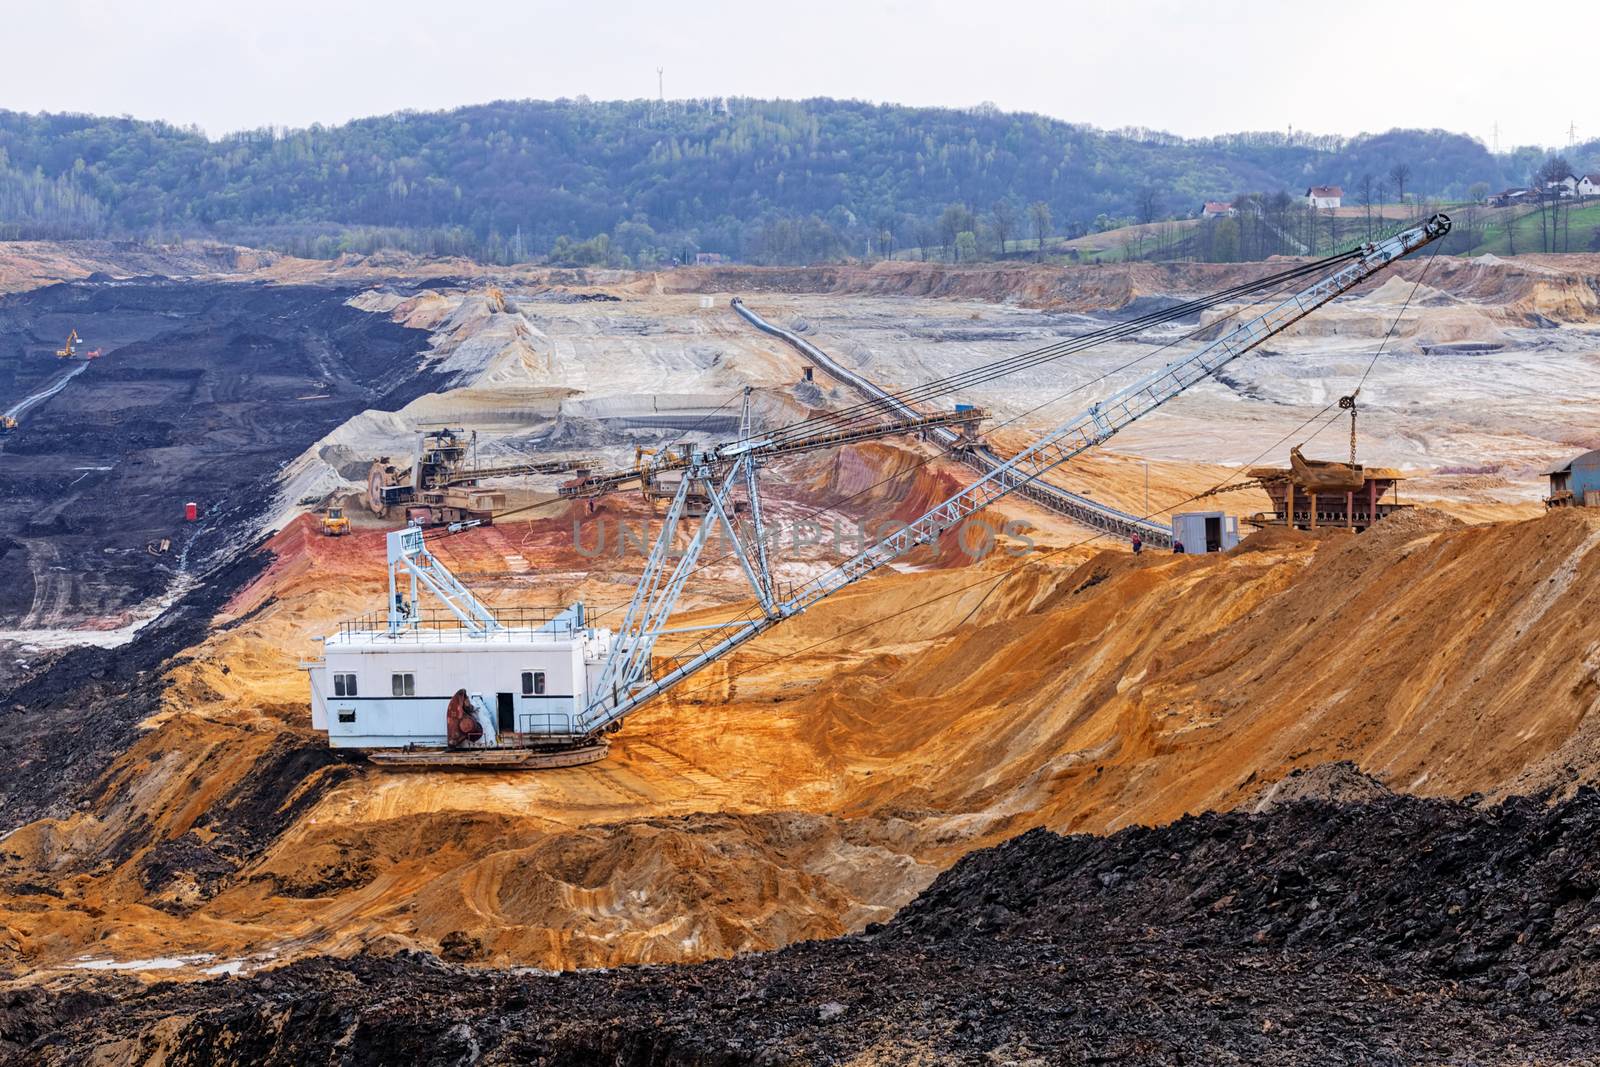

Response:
(367, 462), (392, 517)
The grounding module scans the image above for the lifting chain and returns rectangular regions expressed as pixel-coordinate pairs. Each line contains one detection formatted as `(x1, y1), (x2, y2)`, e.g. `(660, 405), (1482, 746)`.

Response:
(1338, 393), (1358, 466)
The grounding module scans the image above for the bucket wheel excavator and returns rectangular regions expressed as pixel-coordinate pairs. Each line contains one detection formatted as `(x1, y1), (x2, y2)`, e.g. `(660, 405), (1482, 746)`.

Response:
(365, 427), (596, 526)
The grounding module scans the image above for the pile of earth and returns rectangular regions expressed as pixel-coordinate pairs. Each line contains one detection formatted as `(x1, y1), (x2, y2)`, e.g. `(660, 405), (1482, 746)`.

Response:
(14, 778), (1600, 1065)
(0, 241), (290, 297)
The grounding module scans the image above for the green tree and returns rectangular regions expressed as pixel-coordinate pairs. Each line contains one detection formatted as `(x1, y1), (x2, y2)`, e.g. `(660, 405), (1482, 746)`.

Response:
(0, 100), (1520, 264)
(955, 230), (978, 262)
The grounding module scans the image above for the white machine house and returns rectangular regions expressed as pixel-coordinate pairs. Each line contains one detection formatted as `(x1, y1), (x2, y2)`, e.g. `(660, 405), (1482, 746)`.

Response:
(305, 526), (616, 768)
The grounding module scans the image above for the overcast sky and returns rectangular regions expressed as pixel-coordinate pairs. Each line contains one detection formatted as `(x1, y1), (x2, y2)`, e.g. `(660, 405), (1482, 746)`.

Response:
(0, 0), (1583, 149)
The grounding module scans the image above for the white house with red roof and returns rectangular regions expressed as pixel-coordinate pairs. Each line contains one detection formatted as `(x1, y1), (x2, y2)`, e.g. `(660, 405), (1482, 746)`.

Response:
(1305, 185), (1343, 210)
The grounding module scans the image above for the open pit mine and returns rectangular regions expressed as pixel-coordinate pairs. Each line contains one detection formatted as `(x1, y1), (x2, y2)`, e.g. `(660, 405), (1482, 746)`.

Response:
(6, 231), (1600, 1064)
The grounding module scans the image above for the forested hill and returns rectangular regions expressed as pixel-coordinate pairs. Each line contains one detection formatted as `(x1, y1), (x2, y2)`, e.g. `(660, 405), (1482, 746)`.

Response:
(0, 98), (1581, 264)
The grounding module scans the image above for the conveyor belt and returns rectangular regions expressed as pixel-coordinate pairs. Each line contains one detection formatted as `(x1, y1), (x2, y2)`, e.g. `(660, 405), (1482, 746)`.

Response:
(730, 298), (1172, 546)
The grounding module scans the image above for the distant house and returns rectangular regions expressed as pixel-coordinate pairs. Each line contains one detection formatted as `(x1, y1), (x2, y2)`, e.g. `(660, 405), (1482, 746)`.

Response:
(694, 252), (726, 266)
(1579, 174), (1600, 198)
(1488, 188), (1532, 208)
(1199, 201), (1237, 220)
(1545, 173), (1578, 198)
(1305, 185), (1343, 210)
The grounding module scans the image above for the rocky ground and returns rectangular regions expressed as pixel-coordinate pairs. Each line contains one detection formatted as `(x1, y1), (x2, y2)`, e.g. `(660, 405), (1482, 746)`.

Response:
(10, 773), (1600, 1064)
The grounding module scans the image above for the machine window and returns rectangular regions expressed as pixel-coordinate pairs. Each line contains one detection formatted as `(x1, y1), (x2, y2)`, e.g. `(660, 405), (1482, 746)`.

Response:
(337, 710), (356, 723)
(391, 672), (415, 697)
(333, 672), (357, 697)
(521, 670), (546, 696)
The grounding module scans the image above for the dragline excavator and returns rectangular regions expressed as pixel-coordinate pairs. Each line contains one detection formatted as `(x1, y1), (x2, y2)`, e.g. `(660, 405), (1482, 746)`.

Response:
(308, 215), (1448, 765)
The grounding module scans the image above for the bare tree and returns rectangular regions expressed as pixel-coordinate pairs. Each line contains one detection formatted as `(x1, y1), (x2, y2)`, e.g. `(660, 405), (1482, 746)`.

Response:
(1136, 186), (1160, 225)
(1457, 201), (1481, 253)
(1540, 156), (1575, 252)
(876, 217), (896, 261)
(1532, 169), (1551, 252)
(1388, 162), (1412, 206)
(1029, 201), (1052, 260)
(1358, 174), (1375, 239)
(1265, 190), (1293, 255)
(990, 199), (1016, 256)
(1155, 220), (1177, 260)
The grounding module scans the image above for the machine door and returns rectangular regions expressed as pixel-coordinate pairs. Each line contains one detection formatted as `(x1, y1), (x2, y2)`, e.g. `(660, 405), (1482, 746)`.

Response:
(496, 692), (515, 734)
(1205, 516), (1222, 552)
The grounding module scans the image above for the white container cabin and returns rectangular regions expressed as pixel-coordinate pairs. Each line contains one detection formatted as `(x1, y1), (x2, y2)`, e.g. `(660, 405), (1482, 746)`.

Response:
(306, 527), (613, 750)
(1170, 511), (1239, 553)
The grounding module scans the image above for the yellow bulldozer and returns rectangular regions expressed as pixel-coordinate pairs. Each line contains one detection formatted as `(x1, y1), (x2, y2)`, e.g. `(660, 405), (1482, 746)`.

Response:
(320, 505), (351, 537)
(0, 415), (16, 435)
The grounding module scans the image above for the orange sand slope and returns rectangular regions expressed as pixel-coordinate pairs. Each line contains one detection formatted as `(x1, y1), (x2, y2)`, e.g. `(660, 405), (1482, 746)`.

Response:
(4, 490), (1599, 977)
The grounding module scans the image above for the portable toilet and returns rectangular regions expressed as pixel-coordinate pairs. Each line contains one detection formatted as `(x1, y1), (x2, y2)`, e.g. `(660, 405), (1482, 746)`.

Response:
(1171, 511), (1238, 553)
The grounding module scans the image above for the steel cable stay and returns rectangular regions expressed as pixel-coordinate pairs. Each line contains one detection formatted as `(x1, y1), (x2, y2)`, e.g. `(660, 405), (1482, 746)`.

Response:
(533, 249), (1374, 528)
(480, 250), (1363, 625)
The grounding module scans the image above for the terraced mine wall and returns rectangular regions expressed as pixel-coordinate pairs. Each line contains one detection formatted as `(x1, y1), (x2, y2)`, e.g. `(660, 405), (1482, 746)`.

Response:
(0, 277), (442, 826)
(0, 278), (442, 629)
(672, 254), (1600, 327)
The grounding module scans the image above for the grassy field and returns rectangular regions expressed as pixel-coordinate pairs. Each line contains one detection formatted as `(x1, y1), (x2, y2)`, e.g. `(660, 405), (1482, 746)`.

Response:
(1464, 201), (1600, 255)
